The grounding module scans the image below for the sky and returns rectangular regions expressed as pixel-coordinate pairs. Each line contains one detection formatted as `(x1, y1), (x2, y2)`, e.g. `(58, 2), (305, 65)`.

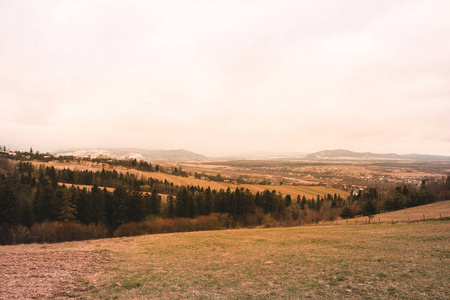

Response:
(1, 0), (449, 157)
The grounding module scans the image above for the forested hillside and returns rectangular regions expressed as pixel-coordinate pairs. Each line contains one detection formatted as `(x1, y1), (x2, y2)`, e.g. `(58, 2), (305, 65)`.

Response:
(1, 151), (449, 245)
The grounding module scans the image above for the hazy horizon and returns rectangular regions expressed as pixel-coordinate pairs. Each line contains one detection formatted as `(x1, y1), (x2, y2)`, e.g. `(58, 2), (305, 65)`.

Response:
(1, 1), (449, 156)
(3, 145), (450, 159)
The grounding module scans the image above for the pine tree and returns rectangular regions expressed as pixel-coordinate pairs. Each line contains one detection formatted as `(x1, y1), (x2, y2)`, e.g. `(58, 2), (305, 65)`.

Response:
(128, 190), (146, 222)
(166, 195), (175, 218)
(175, 188), (189, 218)
(284, 194), (292, 207)
(204, 187), (213, 215)
(340, 206), (354, 219)
(301, 196), (307, 210)
(149, 189), (161, 216)
(361, 199), (377, 223)
(33, 175), (56, 222)
(111, 186), (129, 226)
(91, 185), (106, 224)
(0, 182), (20, 226)
(58, 188), (76, 222)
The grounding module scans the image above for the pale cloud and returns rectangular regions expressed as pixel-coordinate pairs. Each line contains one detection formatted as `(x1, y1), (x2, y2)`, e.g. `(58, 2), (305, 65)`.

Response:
(0, 0), (449, 156)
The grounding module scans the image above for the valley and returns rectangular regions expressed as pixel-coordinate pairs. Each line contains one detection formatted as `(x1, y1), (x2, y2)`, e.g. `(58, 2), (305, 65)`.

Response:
(1, 148), (449, 299)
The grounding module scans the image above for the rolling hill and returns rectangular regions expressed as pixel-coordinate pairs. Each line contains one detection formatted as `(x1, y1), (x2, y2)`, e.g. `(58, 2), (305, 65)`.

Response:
(53, 148), (207, 161)
(304, 149), (450, 161)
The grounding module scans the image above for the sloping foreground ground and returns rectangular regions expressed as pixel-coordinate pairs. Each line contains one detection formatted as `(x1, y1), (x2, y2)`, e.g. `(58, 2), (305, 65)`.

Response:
(337, 200), (450, 225)
(0, 251), (110, 299)
(373, 200), (450, 222)
(1, 218), (449, 299)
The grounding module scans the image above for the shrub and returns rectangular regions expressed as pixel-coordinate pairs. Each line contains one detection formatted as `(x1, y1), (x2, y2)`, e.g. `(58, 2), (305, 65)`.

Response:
(1, 221), (109, 245)
(0, 225), (13, 245)
(194, 215), (222, 231)
(114, 214), (232, 237)
(262, 214), (278, 228)
(340, 206), (354, 219)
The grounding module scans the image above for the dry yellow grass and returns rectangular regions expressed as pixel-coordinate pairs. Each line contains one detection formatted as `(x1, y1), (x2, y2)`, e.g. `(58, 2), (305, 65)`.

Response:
(2, 219), (448, 299)
(373, 200), (450, 222)
(337, 200), (450, 225)
(35, 160), (349, 198)
(238, 184), (349, 199)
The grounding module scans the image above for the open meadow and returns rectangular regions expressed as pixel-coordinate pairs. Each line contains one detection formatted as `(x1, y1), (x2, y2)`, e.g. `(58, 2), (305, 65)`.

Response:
(338, 200), (450, 225)
(1, 213), (449, 299)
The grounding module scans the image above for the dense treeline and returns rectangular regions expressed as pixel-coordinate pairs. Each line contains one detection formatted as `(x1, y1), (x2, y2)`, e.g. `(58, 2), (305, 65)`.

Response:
(91, 157), (160, 172)
(14, 161), (182, 196)
(0, 173), (161, 228)
(0, 170), (346, 228)
(0, 162), (346, 244)
(41, 165), (178, 195)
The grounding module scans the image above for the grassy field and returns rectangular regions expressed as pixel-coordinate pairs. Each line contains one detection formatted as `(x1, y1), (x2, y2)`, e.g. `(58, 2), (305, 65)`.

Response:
(338, 200), (450, 225)
(2, 219), (448, 298)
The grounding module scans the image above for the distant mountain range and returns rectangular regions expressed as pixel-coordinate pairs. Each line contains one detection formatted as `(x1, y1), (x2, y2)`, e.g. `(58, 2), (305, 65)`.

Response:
(303, 149), (450, 161)
(52, 147), (450, 162)
(53, 148), (206, 161)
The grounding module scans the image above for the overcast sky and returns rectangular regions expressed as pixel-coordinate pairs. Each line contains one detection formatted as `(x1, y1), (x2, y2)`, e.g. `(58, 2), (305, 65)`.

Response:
(1, 0), (449, 156)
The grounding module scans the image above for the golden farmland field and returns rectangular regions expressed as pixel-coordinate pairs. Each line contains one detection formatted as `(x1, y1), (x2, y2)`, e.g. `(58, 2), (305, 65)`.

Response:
(33, 160), (350, 199)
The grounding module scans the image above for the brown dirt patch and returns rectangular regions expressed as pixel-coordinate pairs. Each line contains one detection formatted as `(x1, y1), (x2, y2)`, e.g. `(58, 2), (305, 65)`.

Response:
(0, 251), (110, 299)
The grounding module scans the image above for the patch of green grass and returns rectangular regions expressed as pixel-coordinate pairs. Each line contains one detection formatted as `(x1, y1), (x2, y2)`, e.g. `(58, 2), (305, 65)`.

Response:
(387, 286), (398, 295)
(398, 273), (412, 281)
